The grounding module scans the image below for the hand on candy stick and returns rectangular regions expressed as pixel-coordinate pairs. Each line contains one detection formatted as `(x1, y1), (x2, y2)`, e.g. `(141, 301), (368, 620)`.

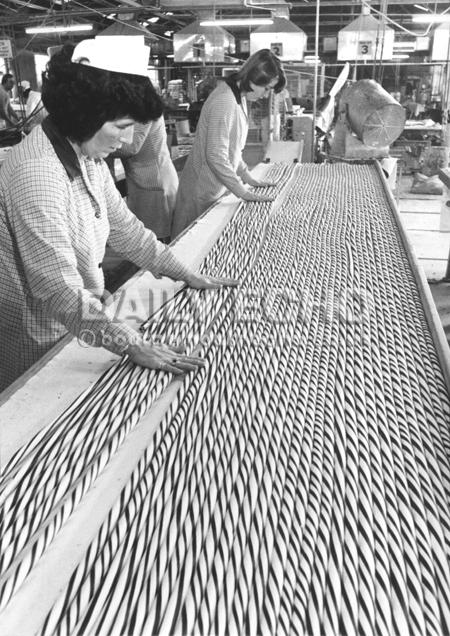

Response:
(126, 341), (205, 375)
(241, 190), (274, 203)
(126, 274), (239, 374)
(185, 272), (240, 289)
(245, 176), (277, 188)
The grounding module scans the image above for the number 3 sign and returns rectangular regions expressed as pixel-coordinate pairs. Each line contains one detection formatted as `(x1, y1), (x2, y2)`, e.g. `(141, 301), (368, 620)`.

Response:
(358, 41), (372, 56)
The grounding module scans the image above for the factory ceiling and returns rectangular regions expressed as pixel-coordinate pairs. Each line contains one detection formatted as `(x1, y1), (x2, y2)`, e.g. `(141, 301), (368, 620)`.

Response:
(0, 0), (449, 56)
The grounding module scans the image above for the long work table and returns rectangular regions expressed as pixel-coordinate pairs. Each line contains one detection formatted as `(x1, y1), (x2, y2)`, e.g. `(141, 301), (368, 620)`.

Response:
(1, 161), (450, 636)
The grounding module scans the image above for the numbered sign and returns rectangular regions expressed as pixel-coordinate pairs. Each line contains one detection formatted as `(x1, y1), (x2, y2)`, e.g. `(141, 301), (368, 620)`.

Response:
(270, 42), (283, 57)
(358, 41), (372, 56)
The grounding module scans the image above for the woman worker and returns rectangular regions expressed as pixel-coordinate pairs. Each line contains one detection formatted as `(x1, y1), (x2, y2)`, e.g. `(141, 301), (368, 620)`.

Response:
(171, 48), (286, 238)
(0, 36), (235, 393)
(109, 115), (178, 243)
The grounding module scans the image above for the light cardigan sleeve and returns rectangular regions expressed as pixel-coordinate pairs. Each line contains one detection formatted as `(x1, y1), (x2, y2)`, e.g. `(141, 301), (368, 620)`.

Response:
(236, 158), (253, 184)
(204, 89), (249, 199)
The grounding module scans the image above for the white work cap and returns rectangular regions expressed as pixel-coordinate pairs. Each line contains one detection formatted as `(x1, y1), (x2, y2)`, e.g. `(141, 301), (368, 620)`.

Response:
(71, 35), (149, 77)
(20, 80), (30, 89)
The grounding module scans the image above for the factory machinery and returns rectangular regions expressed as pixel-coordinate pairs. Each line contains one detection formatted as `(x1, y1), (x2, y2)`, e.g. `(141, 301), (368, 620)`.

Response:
(1, 157), (450, 635)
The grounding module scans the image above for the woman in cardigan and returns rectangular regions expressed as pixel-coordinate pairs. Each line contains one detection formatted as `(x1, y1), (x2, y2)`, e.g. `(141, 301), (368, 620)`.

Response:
(171, 49), (286, 238)
(0, 37), (236, 392)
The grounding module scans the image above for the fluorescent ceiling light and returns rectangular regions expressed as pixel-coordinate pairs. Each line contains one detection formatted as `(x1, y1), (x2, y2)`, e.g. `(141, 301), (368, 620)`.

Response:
(392, 54), (410, 59)
(413, 4), (429, 10)
(26, 24), (93, 34)
(411, 14), (450, 23)
(148, 17), (159, 23)
(200, 18), (273, 27)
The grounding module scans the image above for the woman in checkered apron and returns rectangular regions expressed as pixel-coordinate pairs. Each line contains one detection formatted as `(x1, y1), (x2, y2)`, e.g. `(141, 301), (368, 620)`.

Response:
(0, 38), (237, 393)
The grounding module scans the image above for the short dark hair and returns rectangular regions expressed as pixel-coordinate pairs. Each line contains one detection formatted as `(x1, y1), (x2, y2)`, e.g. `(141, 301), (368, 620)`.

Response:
(2, 73), (14, 86)
(234, 49), (286, 94)
(41, 44), (163, 143)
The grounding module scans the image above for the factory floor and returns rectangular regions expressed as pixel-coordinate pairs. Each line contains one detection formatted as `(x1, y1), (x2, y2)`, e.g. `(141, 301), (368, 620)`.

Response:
(102, 170), (450, 346)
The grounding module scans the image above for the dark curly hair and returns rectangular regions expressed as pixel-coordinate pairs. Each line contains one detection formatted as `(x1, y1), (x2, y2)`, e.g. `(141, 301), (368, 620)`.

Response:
(233, 48), (286, 94)
(42, 44), (163, 143)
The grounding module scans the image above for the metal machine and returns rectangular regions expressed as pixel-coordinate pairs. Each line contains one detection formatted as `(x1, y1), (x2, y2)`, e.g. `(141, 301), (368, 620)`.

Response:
(328, 78), (406, 161)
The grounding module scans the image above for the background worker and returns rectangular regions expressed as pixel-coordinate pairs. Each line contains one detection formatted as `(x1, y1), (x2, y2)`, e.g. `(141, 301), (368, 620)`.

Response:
(110, 115), (178, 242)
(171, 48), (286, 238)
(0, 73), (20, 128)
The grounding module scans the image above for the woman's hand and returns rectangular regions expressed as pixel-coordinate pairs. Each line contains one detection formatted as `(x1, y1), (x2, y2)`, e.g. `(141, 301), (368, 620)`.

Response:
(126, 341), (205, 375)
(185, 272), (240, 289)
(241, 190), (275, 203)
(245, 177), (277, 188)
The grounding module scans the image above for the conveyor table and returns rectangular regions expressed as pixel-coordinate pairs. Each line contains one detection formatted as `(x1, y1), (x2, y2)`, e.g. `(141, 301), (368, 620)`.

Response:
(1, 162), (450, 636)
